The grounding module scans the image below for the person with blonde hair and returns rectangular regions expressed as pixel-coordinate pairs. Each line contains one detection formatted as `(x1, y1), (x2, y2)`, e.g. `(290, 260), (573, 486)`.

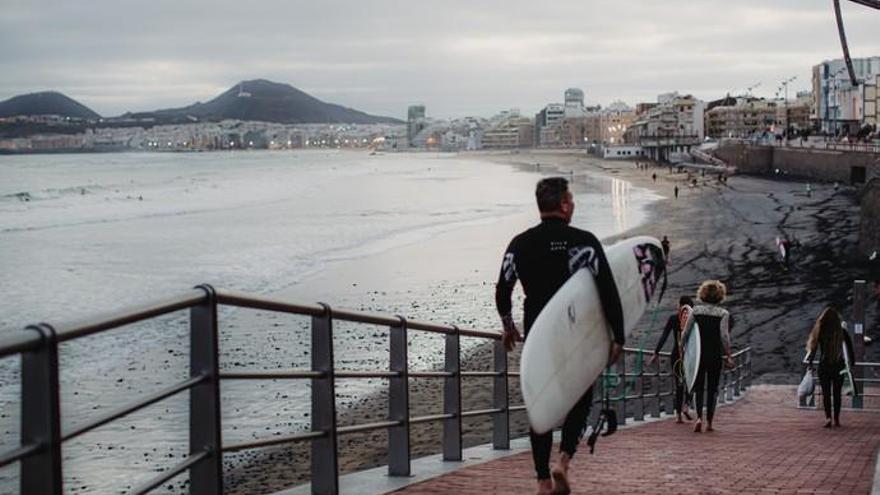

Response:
(806, 306), (855, 428)
(682, 280), (734, 432)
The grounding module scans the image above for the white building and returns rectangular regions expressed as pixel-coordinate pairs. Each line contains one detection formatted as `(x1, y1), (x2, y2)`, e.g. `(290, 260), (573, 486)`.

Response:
(812, 56), (880, 134)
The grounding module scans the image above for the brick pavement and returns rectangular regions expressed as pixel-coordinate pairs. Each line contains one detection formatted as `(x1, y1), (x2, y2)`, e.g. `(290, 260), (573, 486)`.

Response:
(391, 386), (880, 494)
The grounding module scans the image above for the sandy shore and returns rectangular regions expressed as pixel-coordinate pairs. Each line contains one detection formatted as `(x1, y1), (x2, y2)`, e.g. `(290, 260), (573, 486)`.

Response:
(223, 150), (875, 493)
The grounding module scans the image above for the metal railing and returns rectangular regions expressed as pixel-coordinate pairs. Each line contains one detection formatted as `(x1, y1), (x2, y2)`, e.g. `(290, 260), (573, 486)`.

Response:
(0, 285), (753, 494)
(600, 346), (752, 426)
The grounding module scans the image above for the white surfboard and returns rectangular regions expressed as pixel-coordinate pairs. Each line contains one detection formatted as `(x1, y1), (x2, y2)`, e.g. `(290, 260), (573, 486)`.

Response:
(776, 237), (787, 260)
(682, 320), (701, 393)
(521, 236), (666, 434)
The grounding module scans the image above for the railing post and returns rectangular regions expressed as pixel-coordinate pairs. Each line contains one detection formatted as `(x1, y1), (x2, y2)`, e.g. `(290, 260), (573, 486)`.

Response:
(190, 285), (223, 495)
(649, 355), (660, 418)
(616, 351), (626, 425)
(20, 323), (62, 495)
(493, 339), (509, 450)
(852, 280), (867, 409)
(634, 351), (644, 421)
(443, 326), (462, 461)
(388, 316), (410, 476)
(312, 303), (338, 494)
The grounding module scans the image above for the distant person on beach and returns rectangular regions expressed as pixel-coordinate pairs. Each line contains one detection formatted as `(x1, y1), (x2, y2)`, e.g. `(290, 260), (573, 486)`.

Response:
(674, 185), (679, 199)
(496, 176), (625, 495)
(652, 173), (657, 182)
(650, 295), (695, 423)
(661, 236), (670, 262)
(682, 280), (734, 433)
(806, 306), (855, 428)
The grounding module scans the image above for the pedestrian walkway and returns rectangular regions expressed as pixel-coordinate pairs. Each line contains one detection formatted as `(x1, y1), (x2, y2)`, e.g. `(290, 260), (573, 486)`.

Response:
(391, 385), (880, 494)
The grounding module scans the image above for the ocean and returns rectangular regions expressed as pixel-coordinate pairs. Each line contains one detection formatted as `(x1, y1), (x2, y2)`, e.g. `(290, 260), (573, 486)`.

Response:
(0, 150), (659, 492)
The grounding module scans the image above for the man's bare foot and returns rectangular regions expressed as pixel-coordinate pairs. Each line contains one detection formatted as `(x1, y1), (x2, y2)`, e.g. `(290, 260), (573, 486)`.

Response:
(824, 419), (832, 428)
(834, 419), (841, 427)
(551, 453), (572, 495)
(676, 414), (684, 424)
(694, 419), (702, 433)
(551, 468), (571, 495)
(706, 422), (714, 432)
(536, 479), (553, 495)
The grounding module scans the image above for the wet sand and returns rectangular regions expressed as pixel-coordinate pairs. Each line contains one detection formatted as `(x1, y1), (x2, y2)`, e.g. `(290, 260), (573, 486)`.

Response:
(223, 150), (875, 493)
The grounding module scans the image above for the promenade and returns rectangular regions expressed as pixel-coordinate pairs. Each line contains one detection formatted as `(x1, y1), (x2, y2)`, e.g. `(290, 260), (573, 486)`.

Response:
(391, 385), (880, 494)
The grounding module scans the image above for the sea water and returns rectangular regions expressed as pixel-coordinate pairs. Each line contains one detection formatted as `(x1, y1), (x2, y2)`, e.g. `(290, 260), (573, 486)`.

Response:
(0, 150), (659, 491)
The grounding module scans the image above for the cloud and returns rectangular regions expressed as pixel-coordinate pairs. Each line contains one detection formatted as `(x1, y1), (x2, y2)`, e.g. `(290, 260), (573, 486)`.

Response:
(1, 0), (878, 118)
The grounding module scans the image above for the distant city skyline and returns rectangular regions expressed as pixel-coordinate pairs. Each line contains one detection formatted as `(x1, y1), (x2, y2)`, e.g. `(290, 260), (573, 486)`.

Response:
(2, 0), (879, 119)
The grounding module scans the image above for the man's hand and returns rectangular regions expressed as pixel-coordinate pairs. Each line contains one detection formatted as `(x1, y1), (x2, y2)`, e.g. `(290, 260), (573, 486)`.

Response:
(724, 355), (735, 370)
(501, 315), (521, 352)
(608, 342), (623, 365)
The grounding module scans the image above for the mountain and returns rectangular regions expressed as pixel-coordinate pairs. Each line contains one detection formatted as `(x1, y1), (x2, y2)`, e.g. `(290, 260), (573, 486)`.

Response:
(0, 91), (101, 120)
(133, 79), (402, 124)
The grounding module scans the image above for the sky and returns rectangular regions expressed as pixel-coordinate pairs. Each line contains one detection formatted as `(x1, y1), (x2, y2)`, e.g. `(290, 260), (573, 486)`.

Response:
(1, 0), (879, 120)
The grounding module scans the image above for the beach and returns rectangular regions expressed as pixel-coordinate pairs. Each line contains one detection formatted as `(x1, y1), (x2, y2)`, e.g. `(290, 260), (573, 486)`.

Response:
(223, 149), (876, 493)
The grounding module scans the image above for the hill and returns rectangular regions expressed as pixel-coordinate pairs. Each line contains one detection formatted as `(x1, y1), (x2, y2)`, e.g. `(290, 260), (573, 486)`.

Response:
(134, 79), (401, 124)
(0, 91), (101, 120)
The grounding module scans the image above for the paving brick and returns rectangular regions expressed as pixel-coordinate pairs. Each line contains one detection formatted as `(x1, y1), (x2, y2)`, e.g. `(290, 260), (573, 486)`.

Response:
(391, 386), (880, 494)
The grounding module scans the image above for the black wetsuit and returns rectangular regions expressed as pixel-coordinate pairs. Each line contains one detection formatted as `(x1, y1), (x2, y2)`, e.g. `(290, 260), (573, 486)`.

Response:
(807, 331), (855, 422)
(495, 217), (624, 480)
(683, 304), (731, 424)
(655, 313), (687, 414)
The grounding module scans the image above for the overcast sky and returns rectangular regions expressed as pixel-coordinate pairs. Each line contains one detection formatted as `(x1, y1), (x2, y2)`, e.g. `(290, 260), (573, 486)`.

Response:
(1, 0), (878, 119)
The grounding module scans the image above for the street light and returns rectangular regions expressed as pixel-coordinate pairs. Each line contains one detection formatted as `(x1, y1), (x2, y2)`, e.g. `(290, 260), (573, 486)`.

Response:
(778, 75), (796, 141)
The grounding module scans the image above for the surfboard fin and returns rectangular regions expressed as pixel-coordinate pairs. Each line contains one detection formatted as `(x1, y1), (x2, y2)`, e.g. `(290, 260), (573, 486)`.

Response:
(602, 408), (618, 436)
(587, 407), (618, 454)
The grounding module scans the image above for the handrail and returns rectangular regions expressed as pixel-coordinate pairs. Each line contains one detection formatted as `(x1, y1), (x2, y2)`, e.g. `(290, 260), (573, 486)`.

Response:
(53, 289), (208, 342)
(0, 330), (43, 359)
(0, 286), (753, 495)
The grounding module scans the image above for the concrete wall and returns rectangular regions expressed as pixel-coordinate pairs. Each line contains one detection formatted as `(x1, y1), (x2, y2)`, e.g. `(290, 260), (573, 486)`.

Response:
(860, 179), (880, 258)
(715, 143), (880, 257)
(714, 144), (880, 184)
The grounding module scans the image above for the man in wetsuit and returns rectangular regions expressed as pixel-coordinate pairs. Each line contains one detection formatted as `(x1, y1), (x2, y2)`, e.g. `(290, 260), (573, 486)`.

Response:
(495, 177), (625, 495)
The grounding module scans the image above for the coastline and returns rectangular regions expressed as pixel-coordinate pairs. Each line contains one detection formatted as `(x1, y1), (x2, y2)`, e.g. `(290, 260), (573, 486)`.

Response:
(221, 151), (666, 493)
(225, 149), (874, 493)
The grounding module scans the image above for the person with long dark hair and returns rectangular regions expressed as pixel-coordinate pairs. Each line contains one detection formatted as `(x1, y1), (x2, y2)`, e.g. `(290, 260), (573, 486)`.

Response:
(806, 306), (856, 428)
(682, 280), (734, 433)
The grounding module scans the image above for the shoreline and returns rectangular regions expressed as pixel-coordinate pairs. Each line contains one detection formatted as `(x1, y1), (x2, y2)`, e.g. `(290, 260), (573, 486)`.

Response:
(221, 151), (674, 493)
(226, 149), (874, 493)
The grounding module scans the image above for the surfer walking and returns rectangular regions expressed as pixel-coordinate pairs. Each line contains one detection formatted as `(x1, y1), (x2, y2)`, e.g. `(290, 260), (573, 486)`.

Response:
(806, 306), (856, 428)
(649, 296), (694, 423)
(681, 280), (734, 433)
(496, 177), (625, 495)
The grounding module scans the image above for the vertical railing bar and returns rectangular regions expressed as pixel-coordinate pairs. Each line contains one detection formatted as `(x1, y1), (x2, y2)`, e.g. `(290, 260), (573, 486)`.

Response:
(443, 325), (462, 461)
(637, 350), (645, 421)
(189, 284), (223, 495)
(852, 280), (867, 409)
(492, 339), (509, 449)
(20, 323), (62, 495)
(388, 316), (410, 476)
(311, 303), (339, 494)
(657, 355), (663, 417)
(617, 349), (626, 425)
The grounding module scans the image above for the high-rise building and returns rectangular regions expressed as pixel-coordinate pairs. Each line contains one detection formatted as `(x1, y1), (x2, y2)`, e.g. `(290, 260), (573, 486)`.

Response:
(564, 88), (586, 118)
(407, 105), (426, 147)
(812, 56), (880, 134)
